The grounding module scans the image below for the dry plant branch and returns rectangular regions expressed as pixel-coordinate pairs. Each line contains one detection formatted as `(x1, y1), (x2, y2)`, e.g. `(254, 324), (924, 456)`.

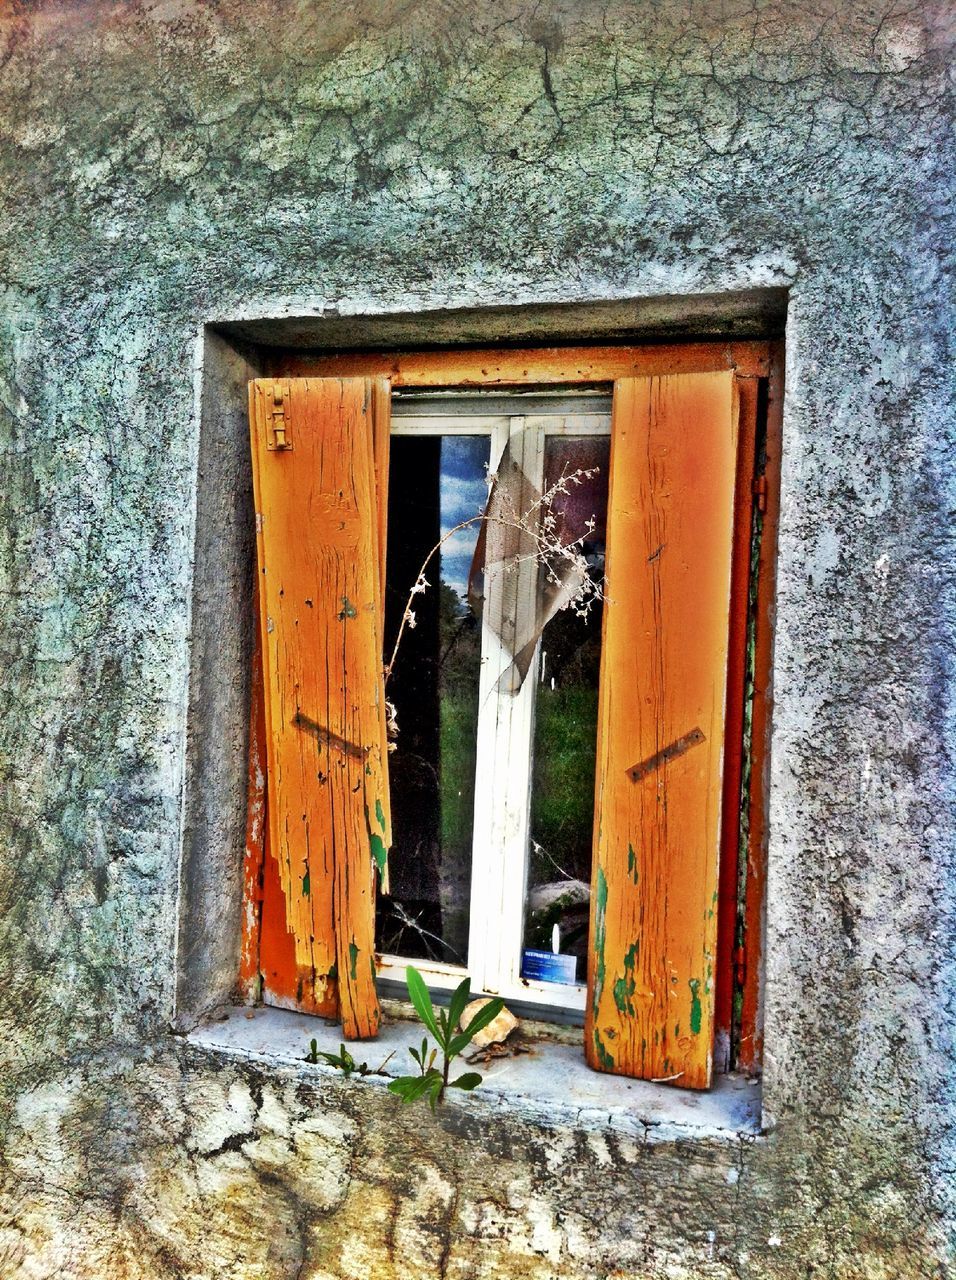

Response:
(384, 464), (603, 686)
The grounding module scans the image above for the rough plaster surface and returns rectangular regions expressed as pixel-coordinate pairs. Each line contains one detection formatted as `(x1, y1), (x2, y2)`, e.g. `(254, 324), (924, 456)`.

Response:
(0, 1), (953, 1276)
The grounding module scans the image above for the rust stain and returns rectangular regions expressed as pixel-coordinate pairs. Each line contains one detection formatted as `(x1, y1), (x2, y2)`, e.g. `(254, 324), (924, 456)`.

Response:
(627, 727), (706, 783)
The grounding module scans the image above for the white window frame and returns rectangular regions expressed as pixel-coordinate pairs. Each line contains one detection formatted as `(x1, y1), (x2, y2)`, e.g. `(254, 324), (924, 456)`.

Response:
(376, 392), (611, 1014)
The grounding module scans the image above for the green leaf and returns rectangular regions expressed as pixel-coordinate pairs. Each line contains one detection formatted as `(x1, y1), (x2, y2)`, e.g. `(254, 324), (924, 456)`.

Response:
(447, 976), (472, 1036)
(448, 997), (505, 1057)
(388, 1070), (442, 1105)
(405, 967), (441, 1041)
(387, 1076), (423, 1102)
(448, 1072), (482, 1091)
(426, 1074), (444, 1112)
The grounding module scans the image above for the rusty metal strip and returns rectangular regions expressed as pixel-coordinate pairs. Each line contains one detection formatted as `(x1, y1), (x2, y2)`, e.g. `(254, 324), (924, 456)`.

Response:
(293, 710), (369, 760)
(627, 727), (706, 783)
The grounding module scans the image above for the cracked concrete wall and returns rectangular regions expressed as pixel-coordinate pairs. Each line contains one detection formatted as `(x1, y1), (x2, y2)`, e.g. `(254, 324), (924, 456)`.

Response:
(0, 1), (953, 1276)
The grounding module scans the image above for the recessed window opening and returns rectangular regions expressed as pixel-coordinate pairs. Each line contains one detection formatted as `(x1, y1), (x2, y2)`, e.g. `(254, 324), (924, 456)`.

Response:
(238, 339), (780, 1091)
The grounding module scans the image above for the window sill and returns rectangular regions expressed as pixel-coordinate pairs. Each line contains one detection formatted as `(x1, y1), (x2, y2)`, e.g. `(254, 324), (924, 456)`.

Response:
(187, 1006), (762, 1143)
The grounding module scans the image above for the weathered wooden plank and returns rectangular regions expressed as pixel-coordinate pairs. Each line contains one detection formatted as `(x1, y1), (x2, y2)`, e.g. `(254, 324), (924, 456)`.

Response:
(369, 377), (392, 880)
(238, 580), (267, 1004)
(249, 377), (388, 1038)
(713, 376), (759, 1070)
(586, 371), (740, 1089)
(272, 341), (771, 386)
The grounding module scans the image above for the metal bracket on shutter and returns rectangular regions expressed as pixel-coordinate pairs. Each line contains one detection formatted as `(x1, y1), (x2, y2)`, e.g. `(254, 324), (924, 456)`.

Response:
(267, 383), (293, 451)
(626, 726), (706, 783)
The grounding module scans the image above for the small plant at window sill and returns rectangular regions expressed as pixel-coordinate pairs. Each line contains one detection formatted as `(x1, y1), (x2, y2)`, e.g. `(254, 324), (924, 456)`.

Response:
(301, 969), (502, 1108)
(387, 967), (504, 1110)
(304, 1040), (394, 1077)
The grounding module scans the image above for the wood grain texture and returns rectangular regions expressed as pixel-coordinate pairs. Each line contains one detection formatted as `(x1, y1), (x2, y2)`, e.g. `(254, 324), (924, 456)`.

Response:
(249, 377), (390, 1039)
(238, 581), (267, 1004)
(586, 371), (740, 1089)
(245, 575), (325, 1014)
(713, 376), (758, 1069)
(369, 377), (393, 882)
(272, 341), (771, 386)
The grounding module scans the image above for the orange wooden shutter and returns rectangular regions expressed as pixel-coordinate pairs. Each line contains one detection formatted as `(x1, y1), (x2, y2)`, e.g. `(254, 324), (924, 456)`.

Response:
(586, 371), (740, 1089)
(248, 377), (391, 1039)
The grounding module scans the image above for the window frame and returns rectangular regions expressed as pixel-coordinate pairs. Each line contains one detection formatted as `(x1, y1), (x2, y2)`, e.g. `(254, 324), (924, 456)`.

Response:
(381, 395), (612, 1014)
(241, 339), (783, 1078)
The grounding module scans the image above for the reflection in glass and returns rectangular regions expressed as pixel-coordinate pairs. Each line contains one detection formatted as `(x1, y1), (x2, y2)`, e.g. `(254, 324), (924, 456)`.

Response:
(376, 435), (489, 966)
(522, 436), (610, 985)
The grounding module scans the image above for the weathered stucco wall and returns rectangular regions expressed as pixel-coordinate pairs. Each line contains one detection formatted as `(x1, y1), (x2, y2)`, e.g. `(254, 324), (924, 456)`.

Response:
(0, 1), (953, 1276)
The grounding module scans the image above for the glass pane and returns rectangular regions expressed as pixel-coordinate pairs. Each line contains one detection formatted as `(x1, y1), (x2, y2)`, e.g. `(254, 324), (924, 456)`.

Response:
(376, 434), (490, 966)
(522, 435), (610, 986)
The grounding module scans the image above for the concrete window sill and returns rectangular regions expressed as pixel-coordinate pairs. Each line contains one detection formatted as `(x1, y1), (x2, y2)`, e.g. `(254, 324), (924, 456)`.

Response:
(188, 1005), (762, 1143)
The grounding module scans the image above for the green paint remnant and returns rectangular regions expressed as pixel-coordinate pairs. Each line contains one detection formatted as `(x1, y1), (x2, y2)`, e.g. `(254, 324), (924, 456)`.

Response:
(338, 596), (358, 621)
(369, 832), (387, 875)
(612, 976), (632, 1016)
(328, 962), (338, 981)
(612, 941), (639, 1016)
(593, 1027), (615, 1070)
(689, 978), (702, 1034)
(675, 1023), (680, 1037)
(366, 802), (389, 876)
(627, 842), (639, 884)
(301, 869), (310, 896)
(592, 867), (608, 1015)
(349, 941), (359, 981)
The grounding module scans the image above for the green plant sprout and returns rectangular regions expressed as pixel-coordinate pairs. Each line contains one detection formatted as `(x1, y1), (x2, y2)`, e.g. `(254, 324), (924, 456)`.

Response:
(387, 967), (504, 1110)
(304, 1040), (394, 1077)
(303, 968), (503, 1109)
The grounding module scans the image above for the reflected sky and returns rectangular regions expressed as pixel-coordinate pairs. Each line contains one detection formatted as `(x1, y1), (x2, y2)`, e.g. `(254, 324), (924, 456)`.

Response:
(439, 436), (489, 598)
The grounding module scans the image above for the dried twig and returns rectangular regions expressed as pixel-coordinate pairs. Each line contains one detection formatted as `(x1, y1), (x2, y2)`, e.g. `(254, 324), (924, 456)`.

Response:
(384, 464), (602, 685)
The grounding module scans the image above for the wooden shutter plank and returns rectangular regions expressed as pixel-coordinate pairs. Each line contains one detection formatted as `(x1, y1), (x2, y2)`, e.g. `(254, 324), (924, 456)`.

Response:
(249, 377), (388, 1038)
(713, 376), (758, 1069)
(586, 371), (740, 1089)
(239, 578), (268, 1004)
(368, 378), (392, 887)
(271, 341), (772, 384)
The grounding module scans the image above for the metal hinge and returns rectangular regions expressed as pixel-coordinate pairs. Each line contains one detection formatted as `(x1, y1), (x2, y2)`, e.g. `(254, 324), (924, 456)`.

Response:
(753, 473), (767, 513)
(267, 382), (292, 451)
